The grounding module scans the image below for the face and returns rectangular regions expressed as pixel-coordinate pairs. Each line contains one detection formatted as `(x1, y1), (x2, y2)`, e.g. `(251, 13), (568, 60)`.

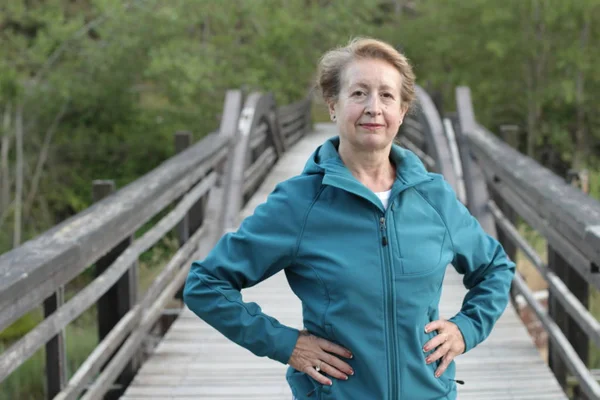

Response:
(329, 58), (407, 152)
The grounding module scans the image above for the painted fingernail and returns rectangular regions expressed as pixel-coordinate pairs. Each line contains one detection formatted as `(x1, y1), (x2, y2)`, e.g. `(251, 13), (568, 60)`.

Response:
(351, 369), (354, 375)
(328, 380), (333, 386)
(426, 357), (431, 364)
(423, 346), (428, 352)
(345, 375), (349, 380)
(424, 327), (429, 333)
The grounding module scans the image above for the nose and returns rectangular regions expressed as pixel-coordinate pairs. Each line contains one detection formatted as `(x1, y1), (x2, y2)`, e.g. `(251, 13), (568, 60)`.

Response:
(365, 95), (381, 117)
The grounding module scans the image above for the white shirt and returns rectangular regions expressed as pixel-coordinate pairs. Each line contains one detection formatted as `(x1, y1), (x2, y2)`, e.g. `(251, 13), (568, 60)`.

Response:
(375, 189), (392, 210)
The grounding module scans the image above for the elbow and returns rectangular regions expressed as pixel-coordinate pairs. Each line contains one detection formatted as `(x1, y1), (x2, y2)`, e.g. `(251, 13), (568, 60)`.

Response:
(182, 266), (199, 310)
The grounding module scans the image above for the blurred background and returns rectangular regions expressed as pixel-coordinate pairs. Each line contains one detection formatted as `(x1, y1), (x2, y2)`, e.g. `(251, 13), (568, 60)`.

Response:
(0, 0), (598, 398)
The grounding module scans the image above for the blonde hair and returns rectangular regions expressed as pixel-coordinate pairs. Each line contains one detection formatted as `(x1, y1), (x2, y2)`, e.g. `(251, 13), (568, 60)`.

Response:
(316, 37), (416, 110)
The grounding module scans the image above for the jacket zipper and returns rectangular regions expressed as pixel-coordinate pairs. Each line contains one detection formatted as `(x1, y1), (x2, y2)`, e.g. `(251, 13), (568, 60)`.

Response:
(380, 215), (398, 399)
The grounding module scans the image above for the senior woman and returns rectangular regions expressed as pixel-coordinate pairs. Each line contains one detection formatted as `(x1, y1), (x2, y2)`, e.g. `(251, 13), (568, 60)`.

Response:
(183, 37), (515, 400)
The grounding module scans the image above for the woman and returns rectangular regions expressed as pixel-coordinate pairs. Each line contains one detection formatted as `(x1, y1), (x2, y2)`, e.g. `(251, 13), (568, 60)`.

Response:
(183, 38), (515, 400)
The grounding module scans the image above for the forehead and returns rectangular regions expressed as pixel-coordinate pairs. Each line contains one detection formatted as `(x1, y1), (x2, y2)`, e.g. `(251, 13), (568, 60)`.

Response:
(341, 58), (402, 91)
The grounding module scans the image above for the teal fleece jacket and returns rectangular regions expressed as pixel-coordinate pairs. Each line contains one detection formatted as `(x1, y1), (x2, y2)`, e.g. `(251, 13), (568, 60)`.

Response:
(183, 136), (516, 399)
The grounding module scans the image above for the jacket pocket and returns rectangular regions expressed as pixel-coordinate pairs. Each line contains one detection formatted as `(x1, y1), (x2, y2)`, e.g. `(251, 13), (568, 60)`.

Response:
(287, 368), (333, 399)
(287, 368), (319, 399)
(390, 196), (448, 276)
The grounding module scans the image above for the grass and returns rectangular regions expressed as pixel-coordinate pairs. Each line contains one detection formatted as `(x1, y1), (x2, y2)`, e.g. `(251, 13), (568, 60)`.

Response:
(514, 221), (548, 292)
(0, 234), (180, 400)
(0, 310), (98, 400)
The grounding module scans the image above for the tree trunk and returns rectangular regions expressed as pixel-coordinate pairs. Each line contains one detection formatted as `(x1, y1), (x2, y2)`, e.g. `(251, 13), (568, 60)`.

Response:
(23, 101), (68, 219)
(572, 16), (590, 170)
(13, 102), (23, 247)
(1, 103), (11, 215)
(525, 0), (546, 159)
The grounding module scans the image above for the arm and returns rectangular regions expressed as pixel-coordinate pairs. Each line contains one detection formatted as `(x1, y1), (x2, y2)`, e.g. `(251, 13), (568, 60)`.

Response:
(183, 180), (307, 364)
(437, 180), (516, 352)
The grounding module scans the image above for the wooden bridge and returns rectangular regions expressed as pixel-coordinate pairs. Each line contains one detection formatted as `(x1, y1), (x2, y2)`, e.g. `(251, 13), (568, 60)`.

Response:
(1, 86), (600, 400)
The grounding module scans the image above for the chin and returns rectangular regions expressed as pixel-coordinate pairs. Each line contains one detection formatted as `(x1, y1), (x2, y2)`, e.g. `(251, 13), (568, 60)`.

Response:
(357, 133), (392, 151)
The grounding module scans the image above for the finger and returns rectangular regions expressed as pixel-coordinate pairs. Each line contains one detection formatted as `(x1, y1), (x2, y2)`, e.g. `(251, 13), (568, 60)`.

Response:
(423, 332), (448, 353)
(426, 342), (450, 364)
(424, 319), (446, 334)
(303, 365), (332, 386)
(435, 352), (455, 378)
(322, 352), (354, 377)
(319, 360), (349, 381)
(317, 337), (353, 359)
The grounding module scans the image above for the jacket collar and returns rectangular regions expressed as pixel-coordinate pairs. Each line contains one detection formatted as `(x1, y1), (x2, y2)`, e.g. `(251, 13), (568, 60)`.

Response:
(303, 136), (432, 212)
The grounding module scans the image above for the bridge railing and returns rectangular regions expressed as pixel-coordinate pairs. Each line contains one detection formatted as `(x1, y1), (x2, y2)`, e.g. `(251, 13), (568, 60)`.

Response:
(0, 89), (311, 400)
(399, 84), (600, 399)
(454, 86), (600, 399)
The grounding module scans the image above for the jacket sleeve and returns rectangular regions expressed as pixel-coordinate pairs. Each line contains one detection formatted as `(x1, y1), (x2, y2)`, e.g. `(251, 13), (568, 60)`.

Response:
(437, 180), (516, 353)
(183, 181), (305, 365)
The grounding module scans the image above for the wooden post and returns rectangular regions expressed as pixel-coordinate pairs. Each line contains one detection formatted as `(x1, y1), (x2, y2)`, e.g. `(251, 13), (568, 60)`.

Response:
(175, 132), (192, 245)
(44, 286), (66, 399)
(566, 261), (590, 399)
(547, 246), (568, 390)
(496, 126), (519, 282)
(93, 180), (138, 400)
(174, 131), (206, 301)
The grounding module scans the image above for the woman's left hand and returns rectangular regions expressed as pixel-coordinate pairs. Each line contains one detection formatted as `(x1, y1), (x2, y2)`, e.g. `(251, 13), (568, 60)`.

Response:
(423, 319), (466, 378)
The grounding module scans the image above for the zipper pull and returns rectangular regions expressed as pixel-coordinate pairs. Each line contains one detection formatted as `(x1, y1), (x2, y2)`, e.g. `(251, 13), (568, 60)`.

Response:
(380, 217), (388, 246)
(306, 388), (316, 397)
(454, 379), (465, 385)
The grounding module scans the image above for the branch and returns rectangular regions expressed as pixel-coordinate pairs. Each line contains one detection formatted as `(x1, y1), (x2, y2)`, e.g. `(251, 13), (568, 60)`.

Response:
(13, 101), (23, 247)
(30, 0), (140, 88)
(23, 100), (69, 219)
(1, 102), (12, 214)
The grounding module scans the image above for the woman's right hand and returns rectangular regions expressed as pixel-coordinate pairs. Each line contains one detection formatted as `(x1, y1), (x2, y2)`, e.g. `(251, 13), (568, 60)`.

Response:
(287, 330), (355, 386)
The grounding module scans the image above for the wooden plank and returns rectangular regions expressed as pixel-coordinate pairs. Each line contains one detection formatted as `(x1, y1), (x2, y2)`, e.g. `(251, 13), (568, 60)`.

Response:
(0, 132), (228, 332)
(44, 287), (66, 399)
(0, 173), (217, 384)
(488, 200), (600, 350)
(464, 112), (600, 270)
(93, 180), (137, 400)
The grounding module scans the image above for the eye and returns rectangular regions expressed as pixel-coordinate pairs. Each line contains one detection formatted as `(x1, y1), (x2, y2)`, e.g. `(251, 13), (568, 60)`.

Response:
(382, 92), (394, 99)
(352, 90), (365, 97)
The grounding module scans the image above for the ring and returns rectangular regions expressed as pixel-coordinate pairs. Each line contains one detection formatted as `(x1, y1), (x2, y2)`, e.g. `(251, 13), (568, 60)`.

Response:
(315, 361), (322, 372)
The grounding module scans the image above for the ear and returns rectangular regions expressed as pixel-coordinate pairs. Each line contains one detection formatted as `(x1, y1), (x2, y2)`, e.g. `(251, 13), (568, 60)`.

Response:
(399, 104), (409, 123)
(328, 101), (336, 121)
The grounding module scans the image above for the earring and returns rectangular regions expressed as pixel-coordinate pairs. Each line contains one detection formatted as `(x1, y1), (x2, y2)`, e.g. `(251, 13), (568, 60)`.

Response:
(332, 115), (336, 121)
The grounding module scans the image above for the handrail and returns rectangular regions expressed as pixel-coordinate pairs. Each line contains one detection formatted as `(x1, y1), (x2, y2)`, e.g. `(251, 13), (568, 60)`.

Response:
(397, 85), (459, 194)
(454, 85), (600, 399)
(0, 87), (312, 400)
(0, 131), (228, 332)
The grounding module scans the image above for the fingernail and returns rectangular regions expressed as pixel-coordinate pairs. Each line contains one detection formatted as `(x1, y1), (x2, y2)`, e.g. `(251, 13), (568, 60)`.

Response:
(426, 357), (430, 364)
(424, 327), (429, 333)
(345, 376), (349, 380)
(348, 353), (353, 358)
(423, 346), (428, 352)
(328, 380), (333, 386)
(351, 369), (354, 375)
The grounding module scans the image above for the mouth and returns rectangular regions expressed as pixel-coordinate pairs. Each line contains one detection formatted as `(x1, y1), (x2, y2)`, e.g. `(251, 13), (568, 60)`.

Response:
(359, 123), (385, 129)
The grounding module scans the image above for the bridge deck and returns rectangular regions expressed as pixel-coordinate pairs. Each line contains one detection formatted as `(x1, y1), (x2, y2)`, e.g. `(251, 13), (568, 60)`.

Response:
(121, 124), (566, 400)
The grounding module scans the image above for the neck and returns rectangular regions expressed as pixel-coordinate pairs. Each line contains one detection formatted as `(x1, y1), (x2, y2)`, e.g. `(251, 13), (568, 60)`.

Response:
(338, 139), (395, 192)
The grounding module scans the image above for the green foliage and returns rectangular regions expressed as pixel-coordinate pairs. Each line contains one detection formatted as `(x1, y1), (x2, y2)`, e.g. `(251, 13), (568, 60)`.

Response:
(0, 310), (97, 400)
(2, 2), (600, 398)
(0, 310), (42, 342)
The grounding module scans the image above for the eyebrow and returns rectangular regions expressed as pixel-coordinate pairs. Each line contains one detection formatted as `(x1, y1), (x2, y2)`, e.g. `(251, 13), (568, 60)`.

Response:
(349, 82), (397, 91)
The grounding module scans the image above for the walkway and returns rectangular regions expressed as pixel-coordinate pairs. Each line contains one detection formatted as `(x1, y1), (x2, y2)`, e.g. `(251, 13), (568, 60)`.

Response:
(120, 124), (566, 400)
